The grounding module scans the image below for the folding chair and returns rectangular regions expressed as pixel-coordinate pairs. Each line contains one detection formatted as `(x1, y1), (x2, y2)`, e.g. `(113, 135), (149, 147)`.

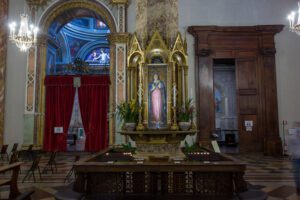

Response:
(0, 145), (9, 161)
(10, 143), (18, 156)
(22, 144), (34, 161)
(22, 155), (42, 182)
(64, 155), (80, 183)
(9, 151), (19, 165)
(42, 151), (58, 174)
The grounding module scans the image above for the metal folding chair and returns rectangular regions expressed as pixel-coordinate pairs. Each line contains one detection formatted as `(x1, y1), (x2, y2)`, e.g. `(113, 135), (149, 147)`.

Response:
(0, 145), (9, 161)
(22, 155), (42, 182)
(64, 155), (80, 183)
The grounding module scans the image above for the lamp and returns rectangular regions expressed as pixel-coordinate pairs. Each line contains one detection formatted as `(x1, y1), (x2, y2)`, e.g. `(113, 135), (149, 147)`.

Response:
(9, 13), (39, 52)
(287, 2), (300, 35)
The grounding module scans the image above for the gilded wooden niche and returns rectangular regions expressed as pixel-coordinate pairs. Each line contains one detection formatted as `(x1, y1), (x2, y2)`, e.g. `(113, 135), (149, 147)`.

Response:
(127, 31), (188, 130)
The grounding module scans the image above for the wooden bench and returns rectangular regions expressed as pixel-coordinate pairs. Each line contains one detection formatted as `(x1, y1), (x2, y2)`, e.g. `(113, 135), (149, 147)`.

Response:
(0, 162), (34, 199)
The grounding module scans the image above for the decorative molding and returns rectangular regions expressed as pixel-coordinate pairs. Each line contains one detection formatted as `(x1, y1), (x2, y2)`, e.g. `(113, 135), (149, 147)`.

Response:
(188, 25), (284, 34)
(118, 4), (125, 32)
(36, 34), (48, 47)
(117, 71), (125, 84)
(108, 33), (129, 44)
(26, 0), (49, 6)
(111, 0), (128, 4)
(197, 49), (211, 57)
(40, 0), (117, 33)
(260, 48), (276, 56)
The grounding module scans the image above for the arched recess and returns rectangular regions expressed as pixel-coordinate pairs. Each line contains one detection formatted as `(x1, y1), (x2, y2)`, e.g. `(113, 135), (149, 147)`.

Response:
(170, 50), (188, 108)
(34, 0), (117, 146)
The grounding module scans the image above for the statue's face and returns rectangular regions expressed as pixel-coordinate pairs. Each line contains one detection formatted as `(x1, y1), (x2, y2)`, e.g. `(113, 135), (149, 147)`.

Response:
(154, 74), (158, 80)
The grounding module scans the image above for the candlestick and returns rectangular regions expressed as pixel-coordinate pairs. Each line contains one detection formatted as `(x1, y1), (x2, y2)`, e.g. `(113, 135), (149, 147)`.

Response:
(173, 85), (176, 107)
(138, 64), (142, 106)
(138, 86), (142, 105)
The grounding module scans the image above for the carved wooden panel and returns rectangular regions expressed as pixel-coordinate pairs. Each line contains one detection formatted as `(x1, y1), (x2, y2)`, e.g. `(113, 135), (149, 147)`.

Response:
(236, 59), (257, 90)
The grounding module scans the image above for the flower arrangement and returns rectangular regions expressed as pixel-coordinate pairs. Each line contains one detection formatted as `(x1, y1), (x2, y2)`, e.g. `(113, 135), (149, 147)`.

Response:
(177, 98), (195, 122)
(116, 99), (139, 123)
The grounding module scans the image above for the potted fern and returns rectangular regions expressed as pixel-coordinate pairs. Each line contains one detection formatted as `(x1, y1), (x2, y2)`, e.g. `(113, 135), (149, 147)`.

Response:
(178, 98), (195, 131)
(116, 99), (139, 131)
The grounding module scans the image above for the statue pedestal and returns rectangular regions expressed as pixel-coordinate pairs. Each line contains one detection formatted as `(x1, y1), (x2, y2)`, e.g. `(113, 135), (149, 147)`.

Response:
(119, 130), (197, 160)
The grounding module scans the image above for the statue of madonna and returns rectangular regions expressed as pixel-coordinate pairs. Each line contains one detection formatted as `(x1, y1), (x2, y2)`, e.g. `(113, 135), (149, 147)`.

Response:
(148, 73), (167, 129)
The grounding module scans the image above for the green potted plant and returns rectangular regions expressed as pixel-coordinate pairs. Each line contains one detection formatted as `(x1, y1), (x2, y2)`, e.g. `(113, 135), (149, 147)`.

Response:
(116, 99), (139, 131)
(177, 98), (195, 131)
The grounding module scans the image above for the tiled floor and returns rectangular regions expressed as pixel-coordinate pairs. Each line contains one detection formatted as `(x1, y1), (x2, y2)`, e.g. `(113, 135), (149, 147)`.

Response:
(0, 152), (299, 199)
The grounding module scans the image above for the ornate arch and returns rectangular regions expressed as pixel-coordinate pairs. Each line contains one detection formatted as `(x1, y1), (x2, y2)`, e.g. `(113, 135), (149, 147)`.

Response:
(33, 0), (118, 146)
(38, 0), (117, 33)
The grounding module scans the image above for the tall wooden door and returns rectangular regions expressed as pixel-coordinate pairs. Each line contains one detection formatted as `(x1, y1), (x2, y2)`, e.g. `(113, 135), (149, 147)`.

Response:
(236, 58), (262, 152)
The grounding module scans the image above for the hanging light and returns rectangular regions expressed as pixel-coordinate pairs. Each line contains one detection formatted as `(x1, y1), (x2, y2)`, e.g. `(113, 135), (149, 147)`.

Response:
(287, 2), (300, 35)
(9, 13), (39, 52)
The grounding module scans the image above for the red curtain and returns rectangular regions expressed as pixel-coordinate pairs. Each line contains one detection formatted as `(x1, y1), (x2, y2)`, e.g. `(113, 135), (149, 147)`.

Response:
(78, 76), (110, 152)
(44, 76), (76, 151)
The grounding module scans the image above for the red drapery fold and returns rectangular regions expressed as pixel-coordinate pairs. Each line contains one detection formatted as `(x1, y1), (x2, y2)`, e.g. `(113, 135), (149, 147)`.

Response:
(44, 76), (76, 151)
(78, 76), (110, 152)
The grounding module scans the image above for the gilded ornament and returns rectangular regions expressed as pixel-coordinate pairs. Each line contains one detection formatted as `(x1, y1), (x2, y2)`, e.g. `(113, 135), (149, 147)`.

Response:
(111, 0), (128, 4)
(108, 33), (129, 44)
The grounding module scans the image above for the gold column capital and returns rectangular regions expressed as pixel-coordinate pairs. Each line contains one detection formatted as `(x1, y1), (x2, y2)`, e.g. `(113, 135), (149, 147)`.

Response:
(36, 35), (48, 47)
(108, 33), (129, 44)
(110, 0), (128, 5)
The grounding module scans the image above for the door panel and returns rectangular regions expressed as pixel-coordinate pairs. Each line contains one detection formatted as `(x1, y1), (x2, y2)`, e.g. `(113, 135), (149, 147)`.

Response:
(236, 59), (260, 152)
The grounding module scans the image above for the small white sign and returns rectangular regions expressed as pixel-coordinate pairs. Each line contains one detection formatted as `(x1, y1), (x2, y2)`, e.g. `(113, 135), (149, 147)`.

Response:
(246, 126), (253, 132)
(54, 127), (63, 134)
(73, 77), (81, 88)
(244, 120), (253, 127)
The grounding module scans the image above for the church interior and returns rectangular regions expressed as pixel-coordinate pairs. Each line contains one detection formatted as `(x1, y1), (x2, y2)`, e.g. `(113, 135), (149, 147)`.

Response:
(0, 0), (300, 199)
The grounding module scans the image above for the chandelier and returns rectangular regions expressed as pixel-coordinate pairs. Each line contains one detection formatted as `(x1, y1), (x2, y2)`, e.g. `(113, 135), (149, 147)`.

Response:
(9, 14), (39, 52)
(287, 2), (300, 35)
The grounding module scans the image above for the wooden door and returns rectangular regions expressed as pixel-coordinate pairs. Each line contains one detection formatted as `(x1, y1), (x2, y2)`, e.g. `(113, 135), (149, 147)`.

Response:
(236, 58), (262, 152)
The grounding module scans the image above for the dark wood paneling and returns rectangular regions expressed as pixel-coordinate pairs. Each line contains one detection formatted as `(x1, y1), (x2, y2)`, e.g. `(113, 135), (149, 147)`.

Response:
(196, 56), (214, 145)
(188, 25), (283, 155)
(236, 59), (257, 90)
(239, 115), (258, 152)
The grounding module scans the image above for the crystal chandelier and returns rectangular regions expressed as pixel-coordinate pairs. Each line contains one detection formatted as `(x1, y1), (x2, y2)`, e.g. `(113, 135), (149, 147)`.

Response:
(9, 14), (39, 52)
(287, 2), (300, 35)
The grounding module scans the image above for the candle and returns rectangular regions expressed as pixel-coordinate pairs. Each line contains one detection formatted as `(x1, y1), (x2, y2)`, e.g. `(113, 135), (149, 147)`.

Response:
(190, 88), (193, 99)
(138, 86), (141, 105)
(173, 86), (176, 107)
(138, 65), (142, 106)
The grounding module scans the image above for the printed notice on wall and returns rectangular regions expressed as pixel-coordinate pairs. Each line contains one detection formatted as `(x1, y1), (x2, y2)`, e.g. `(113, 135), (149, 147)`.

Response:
(244, 120), (253, 132)
(54, 127), (63, 134)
